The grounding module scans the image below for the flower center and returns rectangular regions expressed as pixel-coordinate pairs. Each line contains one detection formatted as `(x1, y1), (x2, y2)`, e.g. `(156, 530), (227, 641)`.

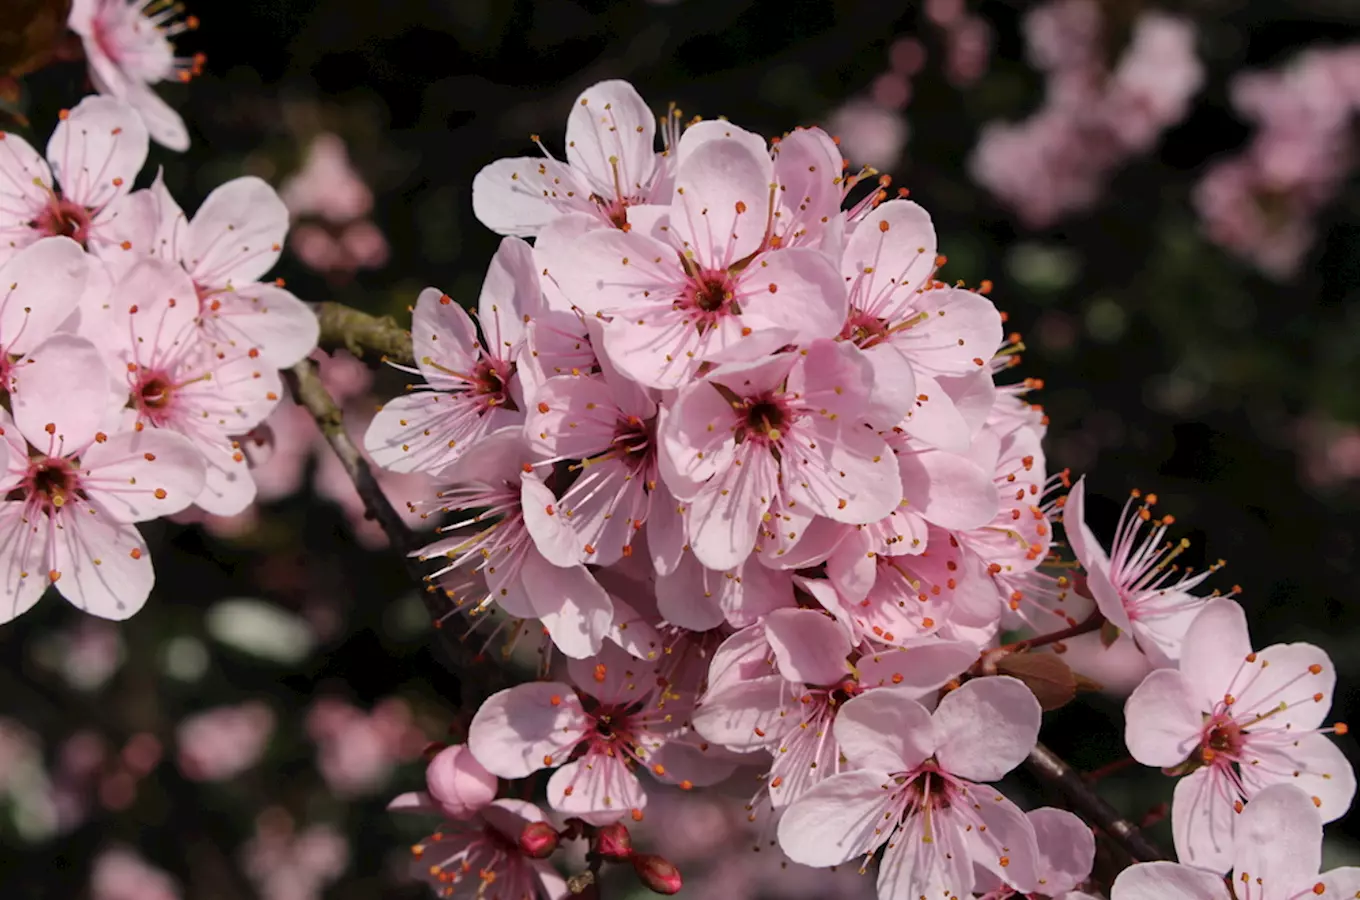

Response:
(473, 359), (518, 412)
(739, 395), (789, 444)
(10, 456), (82, 514)
(1201, 716), (1244, 762)
(840, 309), (890, 347)
(132, 369), (180, 427)
(34, 197), (93, 246)
(692, 275), (730, 313)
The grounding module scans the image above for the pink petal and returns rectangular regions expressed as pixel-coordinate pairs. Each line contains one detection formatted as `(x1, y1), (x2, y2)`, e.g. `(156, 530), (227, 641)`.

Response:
(564, 643), (659, 706)
(833, 689), (935, 773)
(1062, 477), (1133, 632)
(933, 676), (1041, 782)
(654, 551), (726, 632)
(860, 342), (918, 427)
(786, 339), (873, 422)
(1315, 871), (1360, 896)
(1129, 594), (1208, 668)
(46, 96), (148, 212)
(705, 624), (777, 693)
(1239, 735), (1355, 824)
(521, 552), (613, 659)
(194, 443), (258, 517)
(684, 442), (777, 571)
(204, 283), (320, 369)
(477, 236), (540, 351)
(116, 79), (189, 152)
(82, 429), (208, 522)
(385, 791), (440, 816)
(565, 80), (657, 199)
(675, 120), (769, 168)
(0, 238), (89, 355)
(467, 682), (588, 778)
(764, 608), (851, 686)
(526, 374), (619, 460)
(1230, 641), (1335, 731)
(1123, 669), (1203, 766)
(670, 133), (773, 268)
(692, 675), (796, 751)
(411, 286), (479, 383)
(876, 807), (973, 900)
(896, 287), (1003, 378)
(1027, 808), (1095, 896)
(52, 507), (153, 620)
(11, 334), (121, 452)
(546, 227), (678, 316)
(521, 476), (582, 567)
(842, 199), (938, 312)
(644, 737), (739, 788)
(363, 392), (511, 475)
(0, 131), (51, 253)
(1231, 782), (1322, 892)
(1180, 598), (1256, 707)
(737, 248), (848, 347)
(775, 770), (896, 866)
(185, 177), (287, 287)
(855, 640), (978, 694)
(0, 504), (48, 624)
(899, 446), (999, 531)
(961, 788), (1042, 890)
(785, 418), (902, 524)
(1171, 767), (1236, 873)
(770, 127), (843, 246)
(898, 371), (972, 454)
(471, 156), (586, 238)
(546, 755), (644, 825)
(1109, 862), (1232, 900)
(110, 258), (200, 367)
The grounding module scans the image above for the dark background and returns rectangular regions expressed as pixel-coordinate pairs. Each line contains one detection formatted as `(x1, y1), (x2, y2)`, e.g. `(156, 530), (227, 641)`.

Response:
(4, 0), (1360, 896)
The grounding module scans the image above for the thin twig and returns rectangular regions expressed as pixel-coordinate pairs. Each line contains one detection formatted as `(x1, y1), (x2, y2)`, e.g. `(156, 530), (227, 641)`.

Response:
(314, 301), (414, 365)
(1025, 742), (1170, 864)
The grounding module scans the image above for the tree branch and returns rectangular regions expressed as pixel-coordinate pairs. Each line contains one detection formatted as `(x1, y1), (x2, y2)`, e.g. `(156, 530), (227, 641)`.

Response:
(283, 356), (509, 706)
(314, 301), (414, 365)
(1024, 742), (1170, 864)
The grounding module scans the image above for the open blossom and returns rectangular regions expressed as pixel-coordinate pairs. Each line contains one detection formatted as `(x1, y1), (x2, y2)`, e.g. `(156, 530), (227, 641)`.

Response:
(0, 334), (205, 624)
(1064, 477), (1218, 665)
(661, 340), (902, 571)
(365, 238), (538, 474)
(973, 807), (1095, 899)
(540, 120), (846, 389)
(1123, 598), (1355, 872)
(0, 238), (92, 385)
(0, 96), (150, 265)
(1111, 784), (1360, 900)
(777, 677), (1043, 898)
(67, 0), (201, 151)
(473, 80), (671, 237)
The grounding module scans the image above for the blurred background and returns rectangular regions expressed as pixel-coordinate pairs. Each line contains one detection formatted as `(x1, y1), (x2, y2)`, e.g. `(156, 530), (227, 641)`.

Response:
(3, 0), (1360, 896)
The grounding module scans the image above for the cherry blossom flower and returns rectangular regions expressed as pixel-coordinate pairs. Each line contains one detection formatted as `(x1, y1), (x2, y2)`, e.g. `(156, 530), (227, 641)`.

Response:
(0, 96), (150, 265)
(1065, 477), (1219, 666)
(973, 807), (1095, 899)
(279, 133), (373, 224)
(0, 237), (92, 385)
(660, 340), (902, 571)
(777, 677), (1043, 897)
(540, 120), (847, 389)
(175, 701), (275, 782)
(472, 80), (669, 237)
(1111, 784), (1360, 900)
(129, 174), (319, 368)
(468, 645), (720, 824)
(0, 333), (205, 623)
(90, 846), (180, 900)
(67, 0), (201, 151)
(305, 696), (424, 798)
(365, 238), (539, 474)
(1123, 598), (1354, 872)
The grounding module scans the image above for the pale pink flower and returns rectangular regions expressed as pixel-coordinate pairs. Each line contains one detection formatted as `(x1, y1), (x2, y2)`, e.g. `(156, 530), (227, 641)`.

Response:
(539, 121), (847, 389)
(0, 96), (151, 265)
(391, 795), (567, 900)
(279, 133), (373, 224)
(1104, 14), (1204, 153)
(68, 0), (199, 151)
(655, 548), (794, 630)
(176, 701), (275, 782)
(241, 811), (349, 900)
(365, 238), (538, 474)
(1065, 476), (1217, 666)
(777, 678), (1042, 896)
(1123, 598), (1354, 872)
(1111, 784), (1360, 900)
(306, 697), (424, 798)
(973, 807), (1094, 898)
(129, 173), (320, 368)
(388, 744), (498, 821)
(661, 340), (902, 571)
(468, 645), (722, 824)
(1192, 153), (1323, 281)
(91, 846), (180, 900)
(0, 334), (206, 623)
(472, 80), (669, 237)
(825, 101), (908, 172)
(413, 430), (614, 659)
(0, 238), (92, 384)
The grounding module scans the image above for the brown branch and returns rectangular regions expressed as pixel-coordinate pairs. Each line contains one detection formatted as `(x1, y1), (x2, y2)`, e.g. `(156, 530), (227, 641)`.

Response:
(314, 301), (414, 365)
(1024, 741), (1170, 864)
(283, 357), (509, 707)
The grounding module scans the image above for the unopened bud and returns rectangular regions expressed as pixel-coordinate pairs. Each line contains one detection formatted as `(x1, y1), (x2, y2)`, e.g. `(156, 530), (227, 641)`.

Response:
(518, 821), (559, 859)
(633, 853), (682, 894)
(595, 822), (633, 861)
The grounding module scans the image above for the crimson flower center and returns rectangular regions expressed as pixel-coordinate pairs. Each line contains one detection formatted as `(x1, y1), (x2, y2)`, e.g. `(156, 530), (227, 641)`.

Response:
(741, 395), (789, 443)
(133, 369), (179, 426)
(1202, 716), (1244, 760)
(473, 359), (518, 411)
(841, 309), (890, 347)
(35, 197), (93, 246)
(12, 456), (82, 514)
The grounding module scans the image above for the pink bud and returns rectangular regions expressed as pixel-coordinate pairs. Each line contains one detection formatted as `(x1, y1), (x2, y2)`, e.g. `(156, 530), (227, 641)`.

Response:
(518, 821), (560, 859)
(632, 854), (682, 895)
(594, 822), (633, 861)
(424, 744), (497, 819)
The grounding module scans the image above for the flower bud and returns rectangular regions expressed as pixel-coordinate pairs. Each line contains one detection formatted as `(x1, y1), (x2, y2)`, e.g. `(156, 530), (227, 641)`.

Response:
(425, 744), (497, 820)
(594, 822), (633, 861)
(518, 821), (560, 859)
(632, 853), (682, 894)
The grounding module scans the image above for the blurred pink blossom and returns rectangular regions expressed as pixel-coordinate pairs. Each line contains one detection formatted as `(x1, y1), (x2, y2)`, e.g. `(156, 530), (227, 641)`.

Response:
(306, 697), (426, 798)
(1297, 415), (1360, 489)
(242, 808), (349, 900)
(177, 701), (276, 782)
(280, 133), (389, 277)
(91, 847), (180, 900)
(825, 100), (909, 172)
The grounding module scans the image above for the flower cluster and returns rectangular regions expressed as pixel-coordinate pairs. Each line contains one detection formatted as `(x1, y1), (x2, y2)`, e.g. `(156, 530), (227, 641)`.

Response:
(0, 94), (317, 625)
(970, 0), (1203, 228)
(362, 78), (1355, 899)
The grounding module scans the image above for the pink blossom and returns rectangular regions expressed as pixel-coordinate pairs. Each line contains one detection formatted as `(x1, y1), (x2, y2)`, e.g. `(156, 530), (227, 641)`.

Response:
(1065, 477), (1217, 665)
(824, 101), (909, 172)
(388, 744), (499, 822)
(472, 80), (669, 237)
(67, 0), (199, 150)
(1111, 784), (1360, 900)
(661, 341), (902, 571)
(1104, 14), (1204, 153)
(0, 96), (151, 265)
(777, 678), (1043, 896)
(241, 810), (349, 900)
(306, 697), (425, 798)
(0, 334), (205, 623)
(90, 847), (180, 900)
(973, 807), (1095, 898)
(279, 133), (373, 224)
(1123, 598), (1354, 872)
(364, 238), (538, 474)
(176, 701), (275, 782)
(539, 121), (846, 389)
